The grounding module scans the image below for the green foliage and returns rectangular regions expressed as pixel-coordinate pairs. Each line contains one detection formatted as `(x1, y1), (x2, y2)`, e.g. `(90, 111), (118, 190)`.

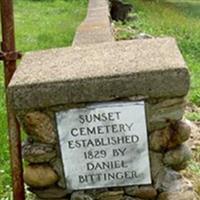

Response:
(0, 0), (87, 198)
(185, 111), (200, 122)
(116, 0), (200, 105)
(189, 161), (200, 175)
(0, 68), (9, 198)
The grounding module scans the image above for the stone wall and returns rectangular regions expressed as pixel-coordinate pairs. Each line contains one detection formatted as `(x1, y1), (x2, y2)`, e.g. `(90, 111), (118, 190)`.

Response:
(72, 0), (114, 46)
(19, 98), (194, 200)
(7, 0), (196, 200)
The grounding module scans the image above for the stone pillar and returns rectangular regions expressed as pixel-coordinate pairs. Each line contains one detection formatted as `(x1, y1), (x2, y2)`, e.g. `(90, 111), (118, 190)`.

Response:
(8, 36), (195, 199)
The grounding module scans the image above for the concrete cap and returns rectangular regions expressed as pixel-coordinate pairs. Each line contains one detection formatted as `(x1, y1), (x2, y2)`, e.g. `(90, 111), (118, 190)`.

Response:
(88, 0), (110, 10)
(8, 38), (190, 110)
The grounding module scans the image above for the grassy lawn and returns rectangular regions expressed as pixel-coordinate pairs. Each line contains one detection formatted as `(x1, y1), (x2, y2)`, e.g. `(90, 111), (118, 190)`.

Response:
(115, 0), (200, 197)
(0, 0), (87, 198)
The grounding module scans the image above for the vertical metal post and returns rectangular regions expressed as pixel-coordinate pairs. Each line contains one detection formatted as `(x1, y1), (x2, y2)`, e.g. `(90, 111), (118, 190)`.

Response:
(0, 0), (25, 199)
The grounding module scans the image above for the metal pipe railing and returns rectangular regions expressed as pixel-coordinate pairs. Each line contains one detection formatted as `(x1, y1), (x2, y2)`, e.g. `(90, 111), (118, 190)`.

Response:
(0, 0), (25, 199)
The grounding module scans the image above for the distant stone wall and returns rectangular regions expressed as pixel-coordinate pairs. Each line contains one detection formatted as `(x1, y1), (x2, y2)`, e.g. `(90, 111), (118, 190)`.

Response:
(72, 0), (114, 46)
(7, 0), (196, 200)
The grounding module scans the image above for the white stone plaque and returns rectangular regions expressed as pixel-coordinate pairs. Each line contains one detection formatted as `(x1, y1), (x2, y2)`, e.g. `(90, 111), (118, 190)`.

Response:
(56, 101), (151, 190)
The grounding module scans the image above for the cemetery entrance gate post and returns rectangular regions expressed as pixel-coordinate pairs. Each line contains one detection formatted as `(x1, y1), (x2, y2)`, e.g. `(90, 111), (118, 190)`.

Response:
(0, 0), (25, 199)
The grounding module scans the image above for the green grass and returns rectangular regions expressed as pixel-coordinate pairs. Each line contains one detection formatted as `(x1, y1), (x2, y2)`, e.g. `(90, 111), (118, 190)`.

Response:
(185, 112), (200, 122)
(0, 0), (87, 198)
(184, 147), (200, 198)
(15, 0), (88, 51)
(115, 0), (200, 108)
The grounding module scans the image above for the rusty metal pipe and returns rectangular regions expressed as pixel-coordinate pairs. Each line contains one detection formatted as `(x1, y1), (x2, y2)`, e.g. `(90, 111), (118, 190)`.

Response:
(0, 0), (25, 199)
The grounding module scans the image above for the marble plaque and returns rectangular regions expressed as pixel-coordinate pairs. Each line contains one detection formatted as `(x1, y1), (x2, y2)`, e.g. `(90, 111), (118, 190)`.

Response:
(56, 101), (151, 190)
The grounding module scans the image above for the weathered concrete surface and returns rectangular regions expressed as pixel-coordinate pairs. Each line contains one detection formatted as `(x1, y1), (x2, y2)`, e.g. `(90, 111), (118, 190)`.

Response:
(73, 0), (114, 46)
(8, 38), (190, 110)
